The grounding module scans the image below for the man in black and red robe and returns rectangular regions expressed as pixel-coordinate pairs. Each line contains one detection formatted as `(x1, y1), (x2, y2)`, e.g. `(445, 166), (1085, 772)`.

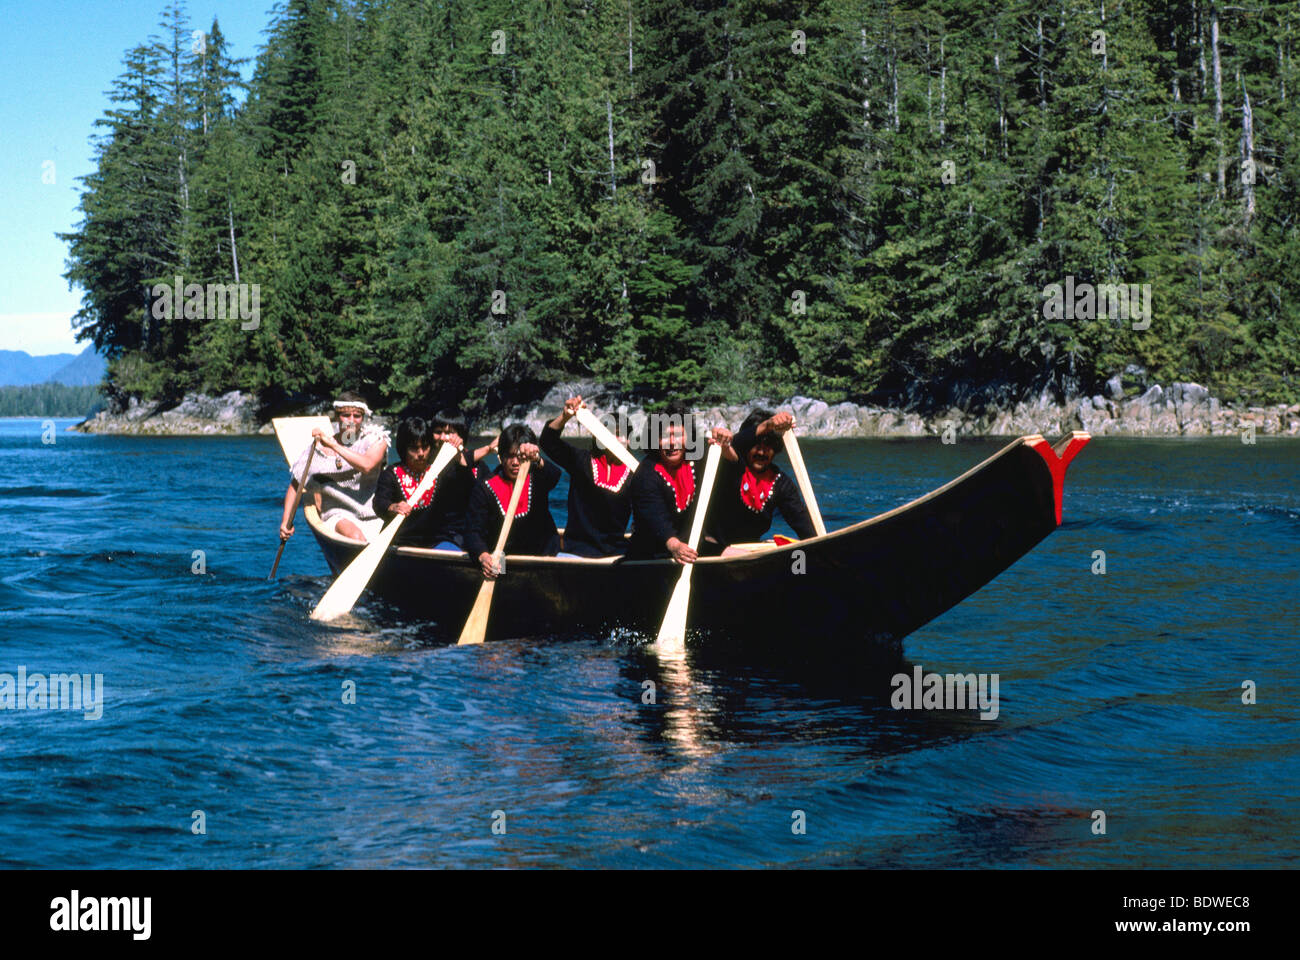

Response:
(627, 404), (711, 562)
(464, 423), (562, 579)
(374, 415), (480, 550)
(705, 409), (816, 554)
(539, 396), (634, 557)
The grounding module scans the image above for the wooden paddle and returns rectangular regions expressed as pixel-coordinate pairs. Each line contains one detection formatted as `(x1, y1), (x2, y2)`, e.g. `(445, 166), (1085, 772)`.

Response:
(573, 407), (638, 471)
(310, 442), (460, 622)
(269, 437), (319, 579)
(654, 440), (723, 655)
(272, 415), (334, 465)
(457, 460), (532, 646)
(782, 426), (827, 537)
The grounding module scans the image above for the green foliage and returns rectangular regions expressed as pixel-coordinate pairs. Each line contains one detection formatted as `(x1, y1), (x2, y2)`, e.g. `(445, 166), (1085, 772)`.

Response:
(59, 0), (1300, 415)
(0, 384), (104, 418)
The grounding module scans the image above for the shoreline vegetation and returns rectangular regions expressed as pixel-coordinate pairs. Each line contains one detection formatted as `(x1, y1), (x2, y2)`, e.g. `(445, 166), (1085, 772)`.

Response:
(0, 383), (104, 419)
(71, 380), (1300, 438)
(56, 2), (1299, 431)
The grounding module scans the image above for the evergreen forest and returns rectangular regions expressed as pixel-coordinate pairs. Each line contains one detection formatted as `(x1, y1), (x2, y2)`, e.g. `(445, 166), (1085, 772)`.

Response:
(60, 0), (1300, 418)
(0, 384), (105, 418)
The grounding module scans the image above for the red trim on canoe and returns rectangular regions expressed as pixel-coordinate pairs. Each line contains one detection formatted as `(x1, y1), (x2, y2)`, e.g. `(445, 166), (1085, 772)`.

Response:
(1025, 434), (1090, 525)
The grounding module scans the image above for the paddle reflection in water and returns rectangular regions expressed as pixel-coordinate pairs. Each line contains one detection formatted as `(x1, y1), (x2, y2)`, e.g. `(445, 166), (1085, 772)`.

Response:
(648, 643), (715, 762)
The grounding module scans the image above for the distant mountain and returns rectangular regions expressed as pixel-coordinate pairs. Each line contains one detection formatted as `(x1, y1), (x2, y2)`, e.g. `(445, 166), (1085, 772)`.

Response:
(0, 346), (106, 386)
(0, 350), (75, 386)
(47, 346), (107, 386)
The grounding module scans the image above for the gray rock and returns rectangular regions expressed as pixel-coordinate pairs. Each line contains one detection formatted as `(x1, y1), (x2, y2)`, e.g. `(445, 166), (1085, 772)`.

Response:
(72, 375), (1273, 440)
(1135, 384), (1164, 407)
(801, 400), (830, 427)
(1149, 409), (1179, 434)
(787, 396), (815, 419)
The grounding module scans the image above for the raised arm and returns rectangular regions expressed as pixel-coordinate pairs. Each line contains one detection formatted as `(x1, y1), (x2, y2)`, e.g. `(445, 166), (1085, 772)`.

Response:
(756, 411), (794, 438)
(540, 397), (585, 475)
(539, 424), (582, 476)
(464, 434), (497, 468)
(313, 427), (388, 473)
(711, 426), (738, 462)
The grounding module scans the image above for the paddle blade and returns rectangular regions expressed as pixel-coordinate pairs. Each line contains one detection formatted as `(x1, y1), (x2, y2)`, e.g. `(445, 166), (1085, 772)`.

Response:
(309, 514), (405, 621)
(654, 566), (693, 653)
(574, 407), (638, 471)
(272, 416), (333, 467)
(457, 580), (496, 645)
(309, 442), (458, 622)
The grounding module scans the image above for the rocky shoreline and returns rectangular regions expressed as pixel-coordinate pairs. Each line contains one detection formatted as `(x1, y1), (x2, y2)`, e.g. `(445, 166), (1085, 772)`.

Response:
(72, 380), (1300, 438)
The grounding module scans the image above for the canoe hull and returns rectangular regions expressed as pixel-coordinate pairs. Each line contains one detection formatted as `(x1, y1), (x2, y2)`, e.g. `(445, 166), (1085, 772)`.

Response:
(307, 433), (1089, 646)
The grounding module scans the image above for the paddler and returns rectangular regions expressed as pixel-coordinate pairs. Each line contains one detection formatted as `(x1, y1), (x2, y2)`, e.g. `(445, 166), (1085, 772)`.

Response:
(539, 396), (634, 557)
(464, 424), (564, 580)
(705, 409), (816, 555)
(373, 416), (472, 549)
(413, 408), (498, 551)
(278, 391), (389, 543)
(430, 408), (498, 478)
(626, 403), (723, 562)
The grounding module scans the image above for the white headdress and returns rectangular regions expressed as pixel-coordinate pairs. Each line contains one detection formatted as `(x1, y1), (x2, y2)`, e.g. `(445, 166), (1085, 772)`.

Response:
(334, 398), (372, 416)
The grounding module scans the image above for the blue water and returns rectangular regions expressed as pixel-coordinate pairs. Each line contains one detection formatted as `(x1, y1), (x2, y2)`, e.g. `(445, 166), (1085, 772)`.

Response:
(2, 418), (1296, 868)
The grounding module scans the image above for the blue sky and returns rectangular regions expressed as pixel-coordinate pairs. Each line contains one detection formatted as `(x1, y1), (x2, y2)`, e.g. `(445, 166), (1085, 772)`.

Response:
(0, 1), (274, 356)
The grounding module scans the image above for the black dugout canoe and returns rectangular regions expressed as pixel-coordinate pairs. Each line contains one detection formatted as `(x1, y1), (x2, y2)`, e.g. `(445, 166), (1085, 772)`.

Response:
(303, 432), (1090, 646)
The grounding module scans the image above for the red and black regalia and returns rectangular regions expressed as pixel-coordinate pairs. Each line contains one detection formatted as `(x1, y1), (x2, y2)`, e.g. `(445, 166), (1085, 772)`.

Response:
(372, 452), (478, 548)
(627, 454), (706, 559)
(539, 423), (633, 557)
(706, 421), (816, 547)
(463, 458), (563, 559)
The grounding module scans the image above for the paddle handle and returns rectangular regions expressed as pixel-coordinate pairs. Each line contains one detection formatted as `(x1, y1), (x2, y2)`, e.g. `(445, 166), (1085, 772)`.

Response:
(653, 441), (723, 654)
(685, 441), (722, 550)
(269, 540), (289, 580)
(491, 460), (532, 557)
(270, 437), (320, 579)
(782, 428), (826, 537)
(574, 407), (638, 471)
(458, 460), (532, 646)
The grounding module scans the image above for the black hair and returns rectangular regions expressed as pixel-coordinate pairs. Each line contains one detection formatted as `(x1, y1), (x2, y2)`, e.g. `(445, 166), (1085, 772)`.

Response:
(395, 416), (434, 459)
(498, 423), (537, 457)
(336, 390), (367, 408)
(740, 408), (783, 455)
(431, 408), (470, 442)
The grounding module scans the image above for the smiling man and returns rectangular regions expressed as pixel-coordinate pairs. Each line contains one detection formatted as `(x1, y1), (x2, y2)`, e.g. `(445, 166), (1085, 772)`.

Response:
(626, 403), (715, 562)
(704, 409), (816, 555)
